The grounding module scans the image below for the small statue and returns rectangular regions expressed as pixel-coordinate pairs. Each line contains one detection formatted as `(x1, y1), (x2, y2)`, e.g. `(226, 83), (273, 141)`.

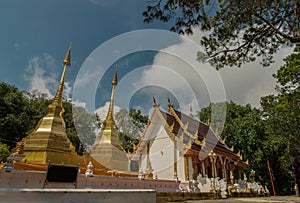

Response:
(85, 161), (94, 177)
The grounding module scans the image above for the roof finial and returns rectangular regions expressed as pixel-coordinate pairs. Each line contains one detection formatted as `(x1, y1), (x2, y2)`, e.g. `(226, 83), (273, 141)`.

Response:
(167, 97), (173, 112)
(152, 96), (157, 107)
(62, 42), (71, 66)
(189, 104), (194, 118)
(207, 117), (211, 126)
(112, 65), (118, 86)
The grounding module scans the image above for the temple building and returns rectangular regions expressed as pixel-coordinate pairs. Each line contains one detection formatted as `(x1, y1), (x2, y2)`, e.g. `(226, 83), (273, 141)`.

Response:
(130, 98), (248, 182)
(88, 71), (129, 171)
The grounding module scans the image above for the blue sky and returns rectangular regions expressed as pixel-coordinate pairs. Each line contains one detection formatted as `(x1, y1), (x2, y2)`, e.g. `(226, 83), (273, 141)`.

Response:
(0, 0), (293, 116)
(0, 0), (160, 86)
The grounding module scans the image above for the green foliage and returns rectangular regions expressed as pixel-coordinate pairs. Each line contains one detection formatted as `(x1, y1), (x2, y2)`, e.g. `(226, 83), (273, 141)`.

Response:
(261, 44), (300, 195)
(71, 105), (99, 150)
(118, 132), (139, 154)
(129, 108), (148, 129)
(198, 44), (300, 195)
(63, 102), (88, 155)
(0, 142), (10, 163)
(0, 83), (31, 149)
(198, 101), (267, 183)
(143, 0), (300, 69)
(115, 108), (148, 153)
(0, 82), (92, 155)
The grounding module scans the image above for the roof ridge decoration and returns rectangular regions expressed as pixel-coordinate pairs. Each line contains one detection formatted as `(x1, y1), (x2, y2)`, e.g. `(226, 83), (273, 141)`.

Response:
(130, 104), (157, 157)
(154, 106), (188, 150)
(221, 137), (226, 145)
(167, 98), (205, 147)
(152, 96), (158, 107)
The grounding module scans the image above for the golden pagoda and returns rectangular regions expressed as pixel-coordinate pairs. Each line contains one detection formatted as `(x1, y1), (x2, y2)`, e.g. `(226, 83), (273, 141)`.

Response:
(88, 70), (129, 171)
(14, 44), (75, 164)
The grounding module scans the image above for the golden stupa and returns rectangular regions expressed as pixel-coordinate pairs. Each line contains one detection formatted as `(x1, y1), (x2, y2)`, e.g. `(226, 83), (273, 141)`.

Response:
(15, 44), (75, 164)
(88, 70), (129, 171)
(13, 45), (107, 175)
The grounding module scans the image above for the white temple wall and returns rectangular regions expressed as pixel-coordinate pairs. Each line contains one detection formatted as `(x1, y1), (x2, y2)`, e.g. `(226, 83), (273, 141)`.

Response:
(176, 154), (185, 181)
(149, 127), (175, 179)
(140, 154), (147, 171)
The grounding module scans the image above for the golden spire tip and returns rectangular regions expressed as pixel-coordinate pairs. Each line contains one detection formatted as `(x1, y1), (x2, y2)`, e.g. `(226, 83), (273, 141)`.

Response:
(62, 42), (71, 66)
(112, 66), (118, 86)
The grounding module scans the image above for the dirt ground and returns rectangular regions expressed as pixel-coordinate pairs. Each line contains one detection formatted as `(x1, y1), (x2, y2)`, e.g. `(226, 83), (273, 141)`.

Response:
(186, 196), (300, 203)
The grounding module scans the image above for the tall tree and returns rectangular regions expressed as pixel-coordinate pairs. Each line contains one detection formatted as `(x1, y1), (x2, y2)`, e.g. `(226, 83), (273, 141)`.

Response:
(198, 102), (268, 184)
(0, 83), (31, 149)
(0, 142), (10, 163)
(261, 44), (300, 196)
(71, 105), (99, 151)
(143, 0), (300, 69)
(0, 83), (89, 156)
(115, 108), (148, 153)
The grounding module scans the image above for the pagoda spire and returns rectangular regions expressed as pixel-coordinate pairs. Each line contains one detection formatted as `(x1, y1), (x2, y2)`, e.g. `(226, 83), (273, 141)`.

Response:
(15, 44), (76, 165)
(103, 68), (117, 127)
(52, 42), (71, 108)
(88, 66), (128, 171)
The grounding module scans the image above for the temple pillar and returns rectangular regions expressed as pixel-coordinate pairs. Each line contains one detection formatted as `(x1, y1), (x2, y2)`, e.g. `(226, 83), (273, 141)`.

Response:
(184, 156), (189, 181)
(145, 141), (153, 178)
(188, 156), (193, 181)
(237, 167), (242, 180)
(202, 161), (206, 176)
(173, 140), (178, 180)
(138, 153), (142, 170)
(223, 158), (227, 180)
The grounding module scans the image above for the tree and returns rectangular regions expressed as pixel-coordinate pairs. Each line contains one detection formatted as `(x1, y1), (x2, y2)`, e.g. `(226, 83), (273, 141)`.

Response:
(129, 108), (149, 129)
(261, 44), (300, 196)
(71, 105), (99, 151)
(0, 83), (90, 155)
(0, 142), (10, 163)
(143, 0), (300, 69)
(0, 83), (31, 149)
(63, 102), (84, 155)
(198, 102), (268, 184)
(115, 108), (148, 153)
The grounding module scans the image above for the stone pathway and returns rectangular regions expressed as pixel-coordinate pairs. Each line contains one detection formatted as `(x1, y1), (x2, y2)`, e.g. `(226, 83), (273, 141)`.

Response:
(186, 196), (300, 203)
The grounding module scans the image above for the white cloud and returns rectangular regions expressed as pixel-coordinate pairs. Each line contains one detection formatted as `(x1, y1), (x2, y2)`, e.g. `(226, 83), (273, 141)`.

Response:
(24, 53), (72, 100)
(64, 81), (72, 100)
(187, 28), (294, 108)
(72, 100), (87, 109)
(217, 46), (293, 107)
(95, 101), (121, 121)
(121, 34), (221, 115)
(130, 29), (293, 113)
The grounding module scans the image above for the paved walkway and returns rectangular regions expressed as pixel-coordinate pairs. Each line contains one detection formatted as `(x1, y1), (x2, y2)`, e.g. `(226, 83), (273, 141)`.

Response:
(186, 196), (300, 203)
